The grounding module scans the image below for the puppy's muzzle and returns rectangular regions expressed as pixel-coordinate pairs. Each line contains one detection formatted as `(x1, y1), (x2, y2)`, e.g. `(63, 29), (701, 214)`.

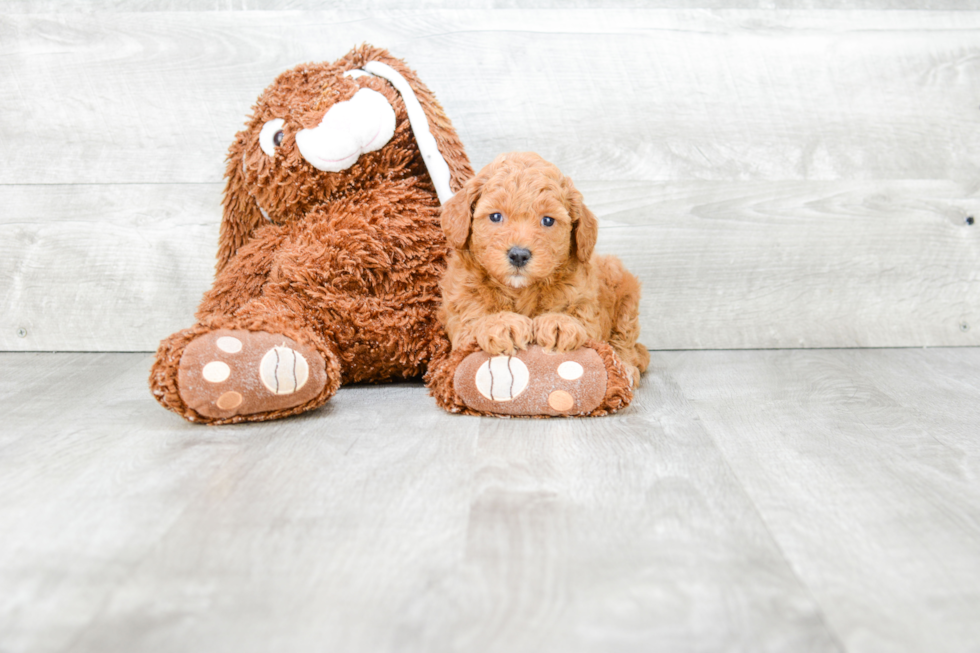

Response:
(507, 246), (532, 269)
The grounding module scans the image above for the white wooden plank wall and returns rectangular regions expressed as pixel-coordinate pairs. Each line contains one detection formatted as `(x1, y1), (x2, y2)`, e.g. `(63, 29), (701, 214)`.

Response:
(4, 1), (980, 11)
(2, 6), (978, 351)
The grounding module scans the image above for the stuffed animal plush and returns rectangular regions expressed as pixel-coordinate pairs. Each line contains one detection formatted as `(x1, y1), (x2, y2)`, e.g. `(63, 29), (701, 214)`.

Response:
(149, 45), (472, 424)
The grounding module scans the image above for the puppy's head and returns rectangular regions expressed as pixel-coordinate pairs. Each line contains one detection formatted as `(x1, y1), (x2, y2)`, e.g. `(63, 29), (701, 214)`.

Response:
(441, 152), (598, 288)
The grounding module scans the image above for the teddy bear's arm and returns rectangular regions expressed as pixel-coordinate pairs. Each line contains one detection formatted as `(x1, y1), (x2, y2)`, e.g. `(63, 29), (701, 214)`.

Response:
(215, 137), (268, 273)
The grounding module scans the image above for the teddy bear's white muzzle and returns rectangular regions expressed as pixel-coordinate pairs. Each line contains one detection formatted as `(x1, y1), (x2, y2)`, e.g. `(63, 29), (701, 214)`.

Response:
(295, 88), (396, 173)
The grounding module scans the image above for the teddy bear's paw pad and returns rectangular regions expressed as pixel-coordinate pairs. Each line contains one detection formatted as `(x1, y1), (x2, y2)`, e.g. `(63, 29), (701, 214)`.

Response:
(454, 345), (607, 417)
(258, 346), (310, 395)
(177, 329), (326, 419)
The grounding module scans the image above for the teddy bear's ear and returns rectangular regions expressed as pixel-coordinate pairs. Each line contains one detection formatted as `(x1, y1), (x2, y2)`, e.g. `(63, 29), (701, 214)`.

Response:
(441, 172), (484, 249)
(344, 45), (474, 195)
(564, 176), (598, 263)
(215, 132), (266, 273)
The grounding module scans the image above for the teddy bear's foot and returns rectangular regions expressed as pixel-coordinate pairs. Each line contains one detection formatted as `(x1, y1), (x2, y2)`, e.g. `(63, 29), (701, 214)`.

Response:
(176, 329), (327, 419)
(452, 345), (608, 417)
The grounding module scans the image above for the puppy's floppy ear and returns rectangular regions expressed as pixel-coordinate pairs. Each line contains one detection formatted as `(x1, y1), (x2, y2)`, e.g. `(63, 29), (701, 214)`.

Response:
(564, 177), (598, 262)
(441, 170), (486, 249)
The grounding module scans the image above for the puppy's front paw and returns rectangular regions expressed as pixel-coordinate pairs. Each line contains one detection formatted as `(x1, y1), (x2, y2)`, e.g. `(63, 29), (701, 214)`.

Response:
(534, 313), (588, 352)
(475, 313), (534, 356)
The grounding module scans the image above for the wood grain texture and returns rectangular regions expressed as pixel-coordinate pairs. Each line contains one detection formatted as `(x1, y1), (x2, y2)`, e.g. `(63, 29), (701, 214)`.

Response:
(2, 180), (977, 351)
(3, 8), (979, 352)
(590, 179), (980, 349)
(662, 347), (980, 653)
(0, 352), (841, 652)
(3, 348), (979, 651)
(2, 10), (979, 184)
(0, 184), (219, 351)
(4, 1), (979, 12)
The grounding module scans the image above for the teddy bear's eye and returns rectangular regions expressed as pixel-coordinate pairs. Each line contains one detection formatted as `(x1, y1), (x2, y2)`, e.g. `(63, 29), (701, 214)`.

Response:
(541, 216), (555, 227)
(259, 118), (286, 156)
(489, 212), (503, 223)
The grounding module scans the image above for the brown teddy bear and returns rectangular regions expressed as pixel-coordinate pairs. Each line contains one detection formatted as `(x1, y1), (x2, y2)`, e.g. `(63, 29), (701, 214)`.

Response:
(149, 45), (472, 424)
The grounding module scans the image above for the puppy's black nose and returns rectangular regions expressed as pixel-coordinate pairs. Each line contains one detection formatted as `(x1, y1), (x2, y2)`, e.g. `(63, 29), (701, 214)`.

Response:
(507, 246), (532, 268)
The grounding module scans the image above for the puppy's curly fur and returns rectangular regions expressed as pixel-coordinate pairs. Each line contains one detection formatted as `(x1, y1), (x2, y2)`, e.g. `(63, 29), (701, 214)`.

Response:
(439, 152), (650, 386)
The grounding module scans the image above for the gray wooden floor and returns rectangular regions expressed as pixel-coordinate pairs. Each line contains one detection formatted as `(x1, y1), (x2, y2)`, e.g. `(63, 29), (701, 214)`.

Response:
(2, 348), (978, 653)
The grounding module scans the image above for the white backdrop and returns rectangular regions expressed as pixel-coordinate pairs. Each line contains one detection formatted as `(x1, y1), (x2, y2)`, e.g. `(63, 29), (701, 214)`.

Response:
(2, 4), (978, 350)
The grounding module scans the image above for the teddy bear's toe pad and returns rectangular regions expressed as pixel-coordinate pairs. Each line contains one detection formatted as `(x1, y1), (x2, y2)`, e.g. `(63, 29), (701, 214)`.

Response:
(454, 345), (606, 416)
(177, 330), (326, 419)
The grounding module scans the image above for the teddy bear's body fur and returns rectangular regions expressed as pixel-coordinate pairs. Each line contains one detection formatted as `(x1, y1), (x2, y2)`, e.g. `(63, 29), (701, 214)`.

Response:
(201, 177), (445, 384)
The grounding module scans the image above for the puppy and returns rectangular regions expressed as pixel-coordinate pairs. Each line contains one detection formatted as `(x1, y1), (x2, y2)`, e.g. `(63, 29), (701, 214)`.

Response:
(439, 152), (649, 386)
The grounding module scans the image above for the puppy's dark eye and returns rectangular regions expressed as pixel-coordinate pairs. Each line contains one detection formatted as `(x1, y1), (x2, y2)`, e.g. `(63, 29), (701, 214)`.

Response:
(273, 130), (284, 147)
(541, 216), (555, 227)
(489, 212), (503, 223)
